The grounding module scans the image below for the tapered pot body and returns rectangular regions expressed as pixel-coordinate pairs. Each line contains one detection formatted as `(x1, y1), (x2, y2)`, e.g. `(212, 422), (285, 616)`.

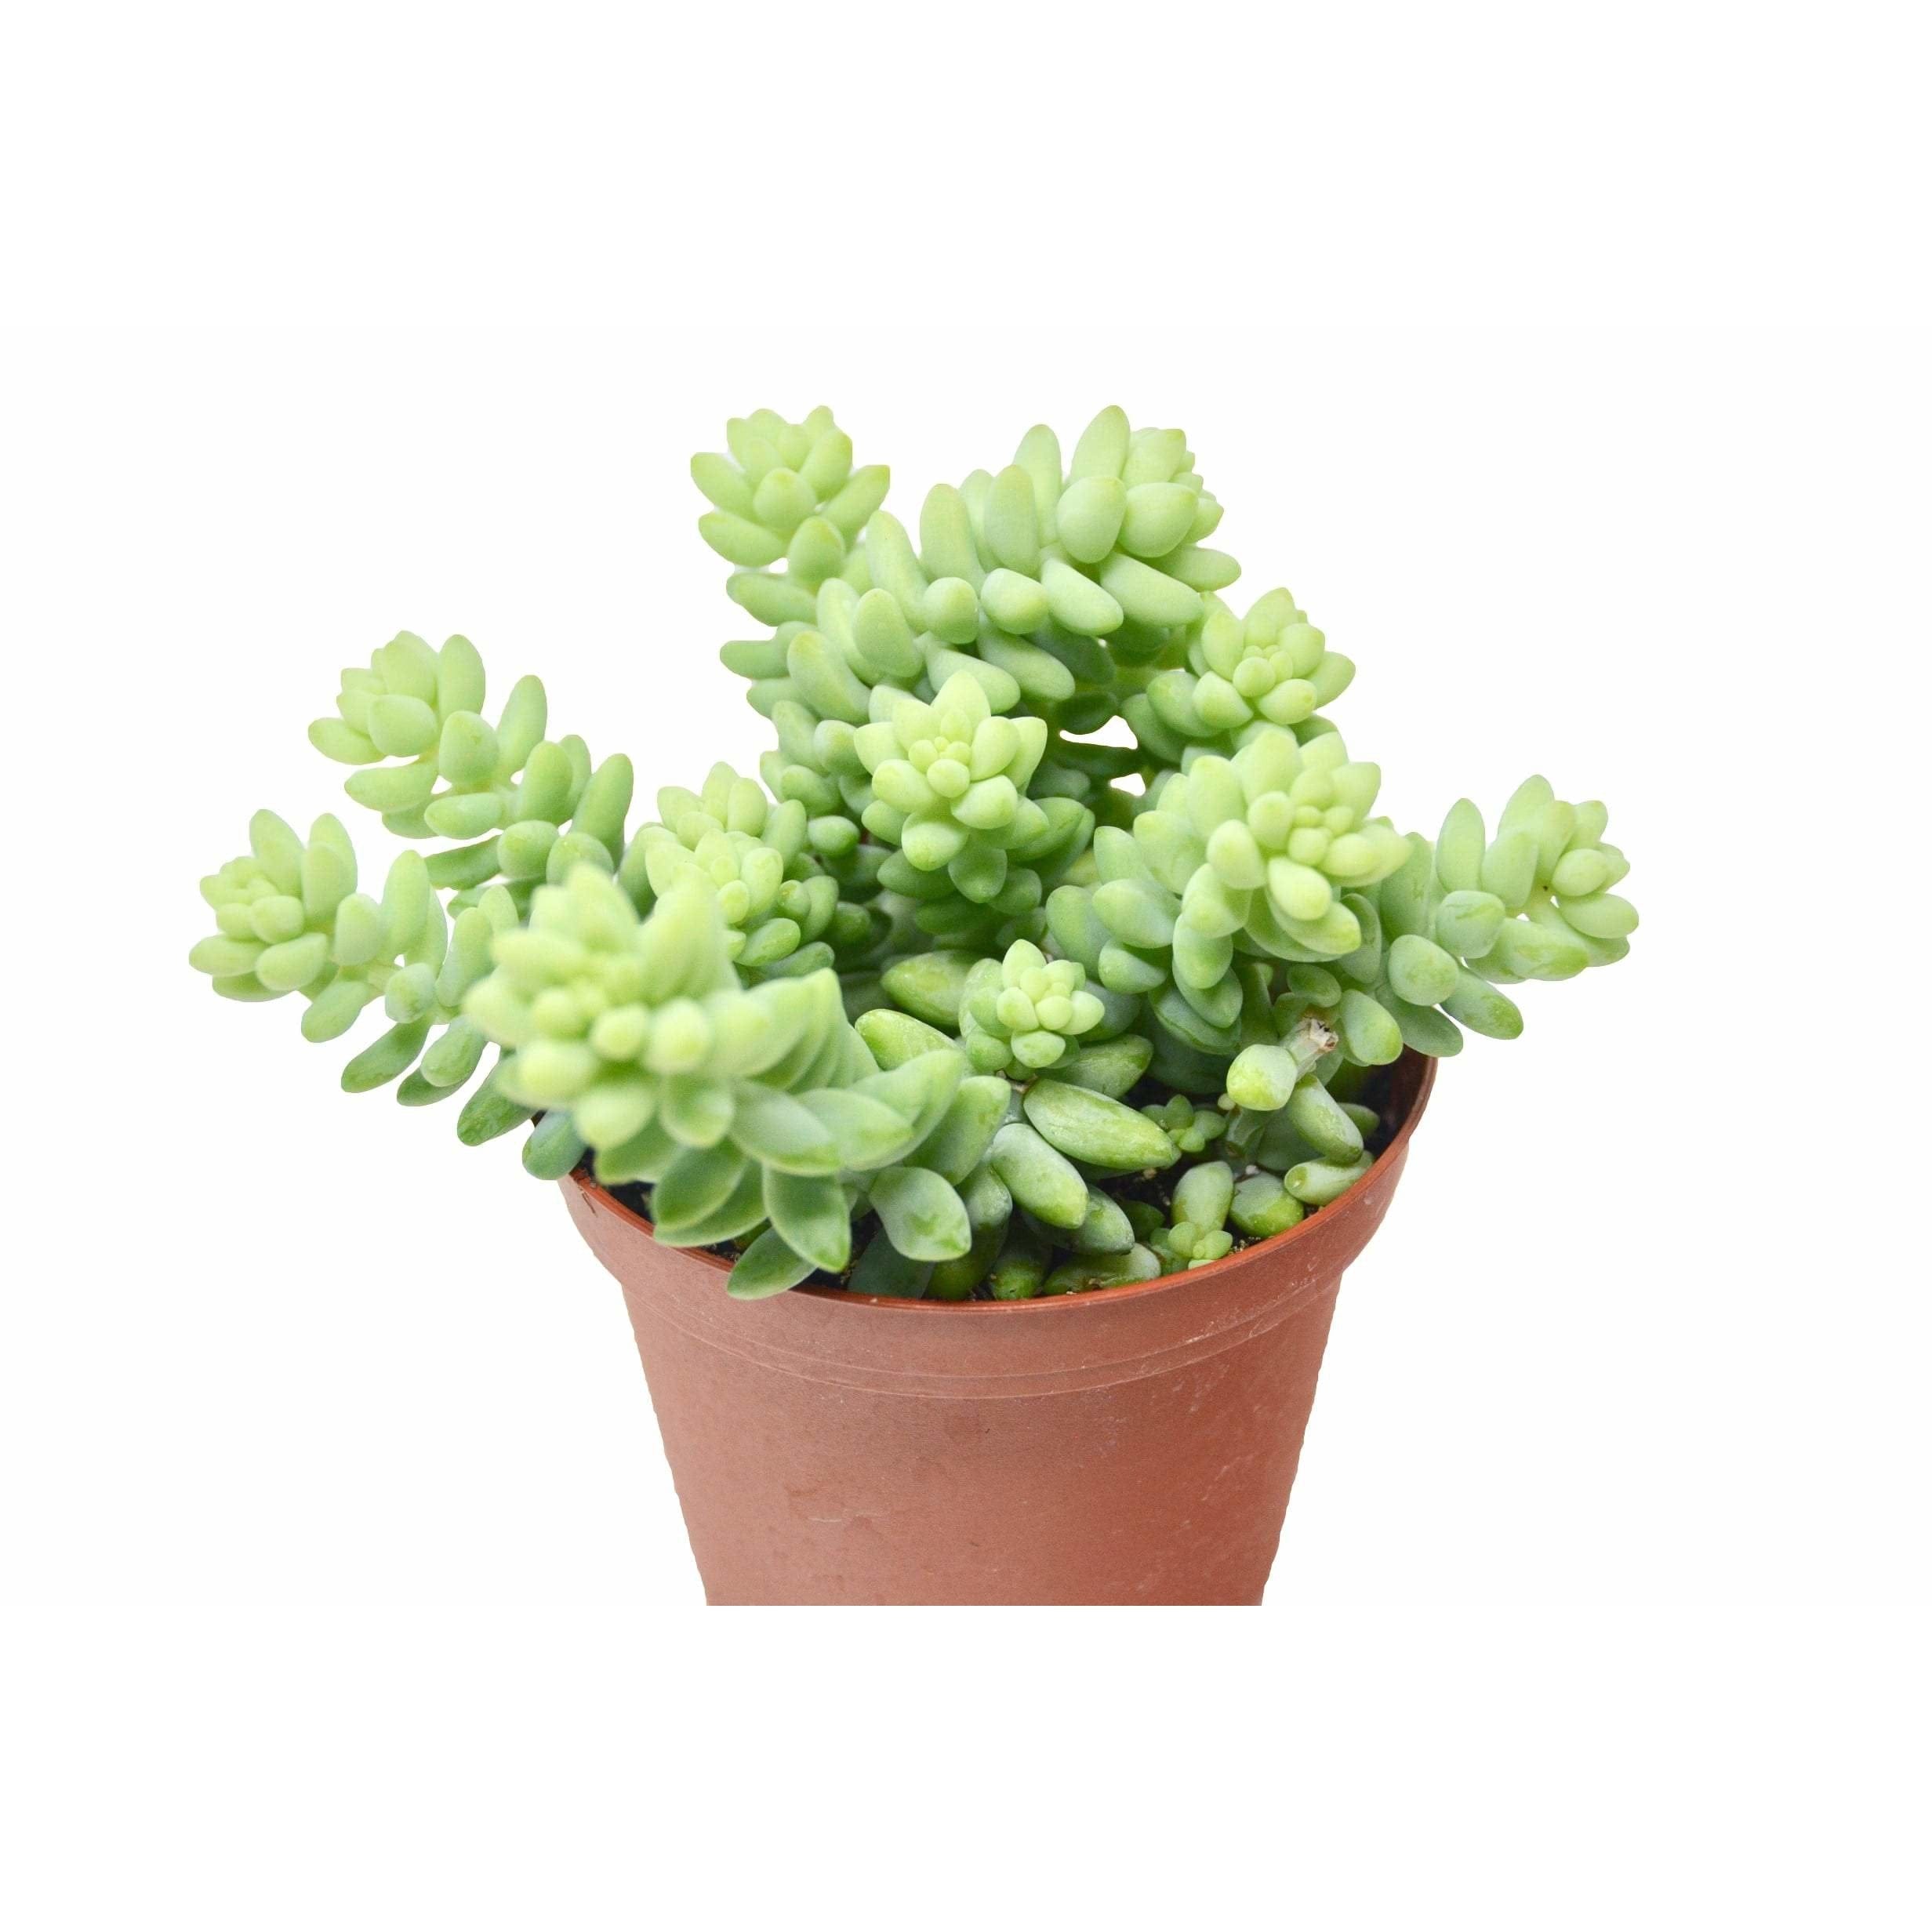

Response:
(563, 1054), (1433, 1605)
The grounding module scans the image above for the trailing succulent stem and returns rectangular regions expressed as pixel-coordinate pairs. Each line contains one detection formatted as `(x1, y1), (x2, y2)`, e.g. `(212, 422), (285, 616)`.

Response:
(194, 405), (1636, 1298)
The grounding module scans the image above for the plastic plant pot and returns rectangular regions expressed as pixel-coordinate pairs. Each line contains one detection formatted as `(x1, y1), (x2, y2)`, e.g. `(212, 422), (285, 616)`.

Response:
(562, 1052), (1435, 1605)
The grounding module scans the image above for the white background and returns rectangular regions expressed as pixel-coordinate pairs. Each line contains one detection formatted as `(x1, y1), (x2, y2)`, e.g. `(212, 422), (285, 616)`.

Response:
(3, 6), (1927, 1927)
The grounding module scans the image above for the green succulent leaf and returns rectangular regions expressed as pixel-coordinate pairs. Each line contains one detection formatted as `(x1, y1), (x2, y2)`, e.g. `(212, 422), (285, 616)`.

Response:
(728, 1229), (819, 1299)
(1021, 1080), (1177, 1172)
(761, 1170), (852, 1274)
(869, 1167), (972, 1262)
(989, 1122), (1089, 1230)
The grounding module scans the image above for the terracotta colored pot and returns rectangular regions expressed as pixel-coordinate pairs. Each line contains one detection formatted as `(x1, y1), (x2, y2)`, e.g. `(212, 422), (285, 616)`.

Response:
(563, 1051), (1435, 1605)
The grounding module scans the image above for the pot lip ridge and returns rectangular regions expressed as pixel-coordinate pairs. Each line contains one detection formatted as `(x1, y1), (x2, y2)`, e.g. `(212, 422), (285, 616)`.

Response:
(567, 1050), (1435, 1314)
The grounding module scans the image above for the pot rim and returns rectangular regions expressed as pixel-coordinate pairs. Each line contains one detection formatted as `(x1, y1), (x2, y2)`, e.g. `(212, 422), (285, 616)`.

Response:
(568, 1050), (1435, 1314)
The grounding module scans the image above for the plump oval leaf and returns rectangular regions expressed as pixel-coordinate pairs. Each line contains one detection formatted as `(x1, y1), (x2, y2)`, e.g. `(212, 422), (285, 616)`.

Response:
(1057, 1035), (1153, 1099)
(650, 1145), (751, 1240)
(762, 1169), (852, 1273)
(988, 1122), (1089, 1229)
(1022, 1080), (1177, 1171)
(728, 1228), (819, 1300)
(906, 1075), (1010, 1184)
(731, 1084), (841, 1175)
(868, 1167), (971, 1262)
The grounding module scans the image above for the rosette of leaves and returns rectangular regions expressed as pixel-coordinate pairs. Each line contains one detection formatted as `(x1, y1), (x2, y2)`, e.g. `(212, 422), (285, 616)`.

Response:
(1425, 779), (1636, 978)
(1141, 1093), (1228, 1159)
(310, 630), (634, 903)
(192, 810), (388, 1007)
(1302, 779), (1640, 1066)
(708, 407), (1241, 740)
(1124, 588), (1356, 761)
(623, 823), (841, 979)
(695, 408), (891, 627)
(1077, 726), (1410, 1053)
(760, 569), (1044, 730)
(852, 670), (1055, 897)
(191, 809), (516, 1108)
(874, 799), (1095, 953)
(311, 632), (538, 836)
(463, 867), (852, 1157)
(873, 942), (1132, 1048)
(643, 762), (831, 874)
(957, 939), (1106, 1074)
(463, 867), (1012, 1295)
(832, 496), (1084, 715)
(947, 407), (1237, 641)
(616, 762), (874, 979)
(824, 409), (1237, 731)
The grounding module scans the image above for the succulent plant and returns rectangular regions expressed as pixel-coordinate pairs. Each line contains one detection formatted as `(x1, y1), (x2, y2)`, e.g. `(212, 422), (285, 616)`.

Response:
(696, 408), (890, 627)
(192, 808), (514, 1106)
(1148, 1161), (1237, 1272)
(935, 408), (1233, 643)
(853, 672), (1049, 879)
(614, 761), (874, 979)
(1141, 1093), (1229, 1159)
(309, 628), (641, 917)
(1124, 588), (1355, 760)
(194, 402), (1637, 1299)
(959, 939), (1106, 1074)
